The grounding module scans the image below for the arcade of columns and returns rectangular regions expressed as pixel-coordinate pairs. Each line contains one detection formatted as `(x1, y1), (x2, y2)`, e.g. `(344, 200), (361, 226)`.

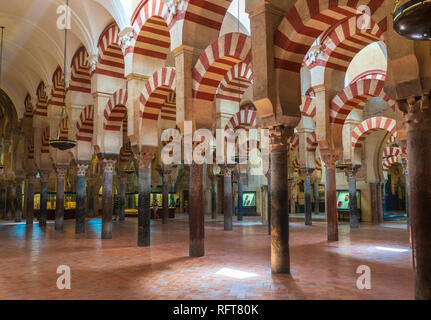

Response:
(0, 0), (429, 299)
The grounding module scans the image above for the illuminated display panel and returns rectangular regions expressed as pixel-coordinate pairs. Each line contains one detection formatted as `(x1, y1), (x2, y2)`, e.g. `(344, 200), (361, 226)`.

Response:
(242, 192), (256, 207)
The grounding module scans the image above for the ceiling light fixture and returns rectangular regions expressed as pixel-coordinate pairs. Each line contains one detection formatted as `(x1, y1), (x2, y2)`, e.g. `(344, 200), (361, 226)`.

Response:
(393, 0), (431, 40)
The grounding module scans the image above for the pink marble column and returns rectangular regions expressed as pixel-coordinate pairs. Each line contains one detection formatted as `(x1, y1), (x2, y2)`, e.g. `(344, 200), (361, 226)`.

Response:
(25, 173), (35, 225)
(55, 166), (68, 231)
(100, 157), (117, 239)
(75, 162), (89, 234)
(189, 162), (205, 257)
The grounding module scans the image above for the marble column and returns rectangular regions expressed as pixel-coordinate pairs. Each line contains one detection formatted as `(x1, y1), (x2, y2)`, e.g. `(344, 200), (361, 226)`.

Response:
(55, 166), (68, 231)
(399, 95), (431, 299)
(135, 150), (154, 247)
(15, 178), (24, 222)
(26, 173), (35, 225)
(267, 172), (271, 235)
(101, 157), (116, 239)
(211, 179), (217, 220)
(118, 174), (127, 222)
(0, 186), (5, 219)
(237, 174), (246, 221)
(346, 165), (360, 228)
(222, 165), (235, 231)
(161, 170), (171, 225)
(75, 162), (89, 234)
(87, 180), (95, 218)
(269, 125), (291, 273)
(189, 162), (205, 257)
(402, 158), (409, 231)
(313, 182), (320, 214)
(321, 152), (339, 241)
(370, 182), (380, 224)
(39, 171), (50, 227)
(300, 168), (313, 226)
(6, 184), (14, 220)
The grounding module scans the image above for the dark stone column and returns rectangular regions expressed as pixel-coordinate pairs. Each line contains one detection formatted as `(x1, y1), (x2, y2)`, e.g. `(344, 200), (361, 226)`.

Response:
(135, 149), (155, 247)
(269, 125), (291, 273)
(0, 186), (5, 219)
(370, 182), (380, 224)
(237, 174), (246, 221)
(301, 168), (313, 226)
(87, 181), (95, 218)
(118, 174), (127, 222)
(346, 165), (360, 228)
(189, 162), (205, 257)
(321, 152), (339, 241)
(100, 157), (116, 239)
(161, 169), (171, 225)
(211, 179), (217, 219)
(6, 184), (14, 220)
(26, 173), (35, 225)
(15, 179), (24, 222)
(402, 158), (409, 231)
(55, 166), (67, 231)
(39, 171), (50, 228)
(399, 96), (431, 299)
(222, 165), (235, 231)
(75, 162), (89, 234)
(313, 182), (320, 214)
(267, 171), (271, 235)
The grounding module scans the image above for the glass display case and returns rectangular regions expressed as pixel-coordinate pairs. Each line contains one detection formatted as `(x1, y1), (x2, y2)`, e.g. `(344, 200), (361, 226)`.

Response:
(241, 191), (258, 216)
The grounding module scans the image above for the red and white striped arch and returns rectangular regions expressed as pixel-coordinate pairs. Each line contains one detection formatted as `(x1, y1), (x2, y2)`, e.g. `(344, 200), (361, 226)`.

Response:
(41, 127), (50, 154)
(35, 81), (48, 117)
(225, 109), (258, 132)
(183, 0), (232, 32)
(95, 22), (125, 79)
(27, 138), (34, 161)
(49, 66), (65, 108)
(192, 32), (251, 101)
(306, 131), (318, 153)
(24, 94), (33, 119)
(104, 89), (128, 131)
(127, 0), (172, 61)
(76, 105), (94, 142)
(139, 67), (176, 121)
(351, 117), (397, 148)
(288, 133), (299, 150)
(350, 69), (386, 84)
(330, 79), (396, 125)
(216, 62), (253, 102)
(382, 155), (401, 172)
(274, 0), (387, 73)
(120, 141), (132, 164)
(383, 146), (401, 158)
(161, 91), (176, 123)
(315, 157), (322, 171)
(70, 46), (91, 94)
(386, 134), (397, 146)
(58, 118), (70, 140)
(304, 15), (384, 72)
(301, 95), (317, 119)
(292, 157), (300, 170)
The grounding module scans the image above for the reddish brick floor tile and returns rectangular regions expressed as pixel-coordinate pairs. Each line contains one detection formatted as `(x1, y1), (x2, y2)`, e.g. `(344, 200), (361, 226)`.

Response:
(0, 217), (413, 300)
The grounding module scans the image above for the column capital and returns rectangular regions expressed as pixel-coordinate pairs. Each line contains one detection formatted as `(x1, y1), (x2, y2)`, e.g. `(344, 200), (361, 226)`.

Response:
(220, 164), (236, 177)
(398, 94), (431, 130)
(39, 171), (50, 183)
(118, 27), (134, 54)
(101, 158), (117, 174)
(26, 172), (36, 184)
(134, 146), (157, 170)
(299, 167), (314, 177)
(344, 164), (361, 179)
(320, 150), (341, 171)
(268, 124), (294, 150)
(76, 161), (90, 177)
(55, 166), (68, 179)
(87, 54), (98, 72)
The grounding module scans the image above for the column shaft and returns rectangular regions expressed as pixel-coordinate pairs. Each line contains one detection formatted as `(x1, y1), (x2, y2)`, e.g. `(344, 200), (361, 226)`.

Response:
(348, 175), (359, 228)
(119, 180), (126, 222)
(15, 183), (23, 222)
(237, 179), (244, 221)
(87, 185), (94, 218)
(162, 175), (169, 224)
(138, 168), (151, 246)
(324, 161), (338, 241)
(101, 159), (115, 239)
(189, 162), (204, 257)
(39, 179), (48, 227)
(269, 126), (290, 273)
(303, 170), (312, 226)
(26, 177), (35, 225)
(223, 172), (233, 231)
(55, 168), (67, 231)
(313, 183), (320, 214)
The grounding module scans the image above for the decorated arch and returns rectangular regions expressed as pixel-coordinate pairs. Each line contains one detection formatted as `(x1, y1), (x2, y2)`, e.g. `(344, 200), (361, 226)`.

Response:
(104, 89), (128, 131)
(76, 105), (95, 142)
(70, 46), (91, 94)
(95, 22), (125, 79)
(351, 117), (397, 149)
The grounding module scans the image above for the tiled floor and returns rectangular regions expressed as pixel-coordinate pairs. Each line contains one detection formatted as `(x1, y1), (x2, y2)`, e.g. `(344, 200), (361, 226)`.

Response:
(0, 215), (413, 300)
